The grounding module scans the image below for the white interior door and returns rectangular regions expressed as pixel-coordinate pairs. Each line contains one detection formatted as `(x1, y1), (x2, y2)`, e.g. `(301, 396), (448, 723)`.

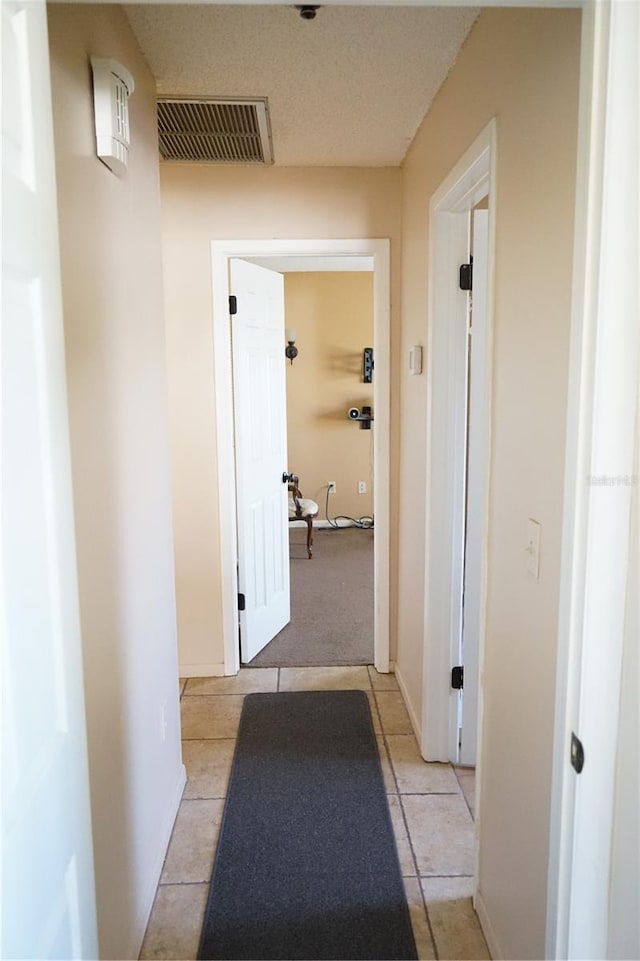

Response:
(546, 5), (639, 956)
(230, 259), (290, 663)
(1, 2), (98, 957)
(459, 208), (489, 766)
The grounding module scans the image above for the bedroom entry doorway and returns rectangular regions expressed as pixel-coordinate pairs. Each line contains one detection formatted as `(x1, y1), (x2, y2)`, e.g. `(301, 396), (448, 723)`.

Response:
(212, 239), (391, 678)
(242, 265), (376, 669)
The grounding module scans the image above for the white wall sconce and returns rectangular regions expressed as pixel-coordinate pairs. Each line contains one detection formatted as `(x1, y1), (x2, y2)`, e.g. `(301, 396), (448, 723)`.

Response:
(285, 329), (298, 364)
(90, 57), (135, 176)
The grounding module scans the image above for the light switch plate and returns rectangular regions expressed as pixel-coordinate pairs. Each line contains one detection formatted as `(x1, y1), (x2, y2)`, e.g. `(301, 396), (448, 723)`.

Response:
(526, 518), (541, 578)
(409, 346), (423, 376)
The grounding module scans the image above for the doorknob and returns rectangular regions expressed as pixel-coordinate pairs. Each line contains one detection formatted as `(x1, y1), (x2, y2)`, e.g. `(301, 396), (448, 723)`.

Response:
(282, 472), (295, 484)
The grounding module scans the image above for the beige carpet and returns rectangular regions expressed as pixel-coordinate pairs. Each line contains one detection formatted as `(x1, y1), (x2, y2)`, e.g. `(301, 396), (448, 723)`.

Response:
(248, 526), (374, 667)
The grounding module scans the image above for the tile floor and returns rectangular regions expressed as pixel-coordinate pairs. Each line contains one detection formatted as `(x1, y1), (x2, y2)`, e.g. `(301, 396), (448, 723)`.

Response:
(140, 666), (489, 960)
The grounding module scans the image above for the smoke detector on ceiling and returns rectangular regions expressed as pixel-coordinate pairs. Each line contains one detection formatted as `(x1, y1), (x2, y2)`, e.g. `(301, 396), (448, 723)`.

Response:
(157, 97), (273, 164)
(295, 5), (320, 19)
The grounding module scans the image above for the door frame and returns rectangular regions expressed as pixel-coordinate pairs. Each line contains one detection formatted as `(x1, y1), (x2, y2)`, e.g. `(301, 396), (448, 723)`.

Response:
(459, 206), (490, 767)
(421, 119), (497, 764)
(211, 238), (391, 676)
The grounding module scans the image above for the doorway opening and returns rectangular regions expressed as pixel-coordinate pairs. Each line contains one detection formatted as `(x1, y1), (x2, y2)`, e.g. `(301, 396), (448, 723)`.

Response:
(241, 266), (376, 668)
(420, 124), (496, 921)
(211, 239), (391, 678)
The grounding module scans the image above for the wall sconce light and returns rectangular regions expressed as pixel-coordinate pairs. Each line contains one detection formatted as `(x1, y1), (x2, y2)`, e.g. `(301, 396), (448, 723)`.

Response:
(90, 57), (135, 175)
(285, 329), (298, 364)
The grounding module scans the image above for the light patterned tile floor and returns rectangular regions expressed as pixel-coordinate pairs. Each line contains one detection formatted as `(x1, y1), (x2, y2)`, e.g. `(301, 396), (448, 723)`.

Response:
(141, 668), (488, 960)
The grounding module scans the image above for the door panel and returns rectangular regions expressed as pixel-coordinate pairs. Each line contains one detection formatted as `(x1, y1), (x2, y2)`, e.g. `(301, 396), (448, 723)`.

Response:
(459, 208), (489, 766)
(230, 259), (290, 663)
(1, 2), (98, 957)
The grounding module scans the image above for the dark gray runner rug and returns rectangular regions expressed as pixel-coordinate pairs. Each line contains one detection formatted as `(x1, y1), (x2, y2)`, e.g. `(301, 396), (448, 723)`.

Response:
(198, 691), (417, 960)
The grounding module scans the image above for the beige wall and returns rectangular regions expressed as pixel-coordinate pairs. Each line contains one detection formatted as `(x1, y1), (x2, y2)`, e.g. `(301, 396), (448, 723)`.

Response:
(397, 8), (581, 959)
(284, 272), (374, 518)
(159, 166), (402, 674)
(48, 7), (183, 958)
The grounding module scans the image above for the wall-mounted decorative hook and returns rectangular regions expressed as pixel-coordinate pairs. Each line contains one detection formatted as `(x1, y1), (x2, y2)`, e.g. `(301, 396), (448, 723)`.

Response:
(285, 328), (298, 364)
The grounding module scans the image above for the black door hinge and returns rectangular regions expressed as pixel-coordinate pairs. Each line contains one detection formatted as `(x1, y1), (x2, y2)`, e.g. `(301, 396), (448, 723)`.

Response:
(363, 347), (374, 384)
(237, 593), (245, 611)
(229, 295), (237, 315)
(459, 257), (473, 291)
(451, 665), (464, 690)
(570, 732), (585, 774)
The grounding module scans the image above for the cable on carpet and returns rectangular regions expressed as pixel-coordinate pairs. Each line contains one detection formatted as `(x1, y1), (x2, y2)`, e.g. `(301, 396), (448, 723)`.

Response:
(324, 487), (374, 530)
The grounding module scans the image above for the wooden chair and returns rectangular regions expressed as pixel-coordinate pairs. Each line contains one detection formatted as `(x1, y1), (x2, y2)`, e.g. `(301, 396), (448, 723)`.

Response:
(288, 475), (319, 558)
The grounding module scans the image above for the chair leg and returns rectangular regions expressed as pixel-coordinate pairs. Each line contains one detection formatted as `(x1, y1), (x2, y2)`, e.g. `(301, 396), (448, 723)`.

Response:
(306, 517), (313, 559)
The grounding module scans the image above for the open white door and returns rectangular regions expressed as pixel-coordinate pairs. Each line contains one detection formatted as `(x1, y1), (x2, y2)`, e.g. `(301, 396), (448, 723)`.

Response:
(1, 2), (98, 957)
(230, 259), (290, 663)
(459, 208), (489, 766)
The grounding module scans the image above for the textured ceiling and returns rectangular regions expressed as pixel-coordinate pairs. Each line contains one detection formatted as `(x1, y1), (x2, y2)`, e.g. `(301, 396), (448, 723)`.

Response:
(124, 4), (478, 166)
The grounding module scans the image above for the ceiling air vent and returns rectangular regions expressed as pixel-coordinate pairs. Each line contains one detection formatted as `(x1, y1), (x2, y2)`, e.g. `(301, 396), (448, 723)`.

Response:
(157, 98), (273, 164)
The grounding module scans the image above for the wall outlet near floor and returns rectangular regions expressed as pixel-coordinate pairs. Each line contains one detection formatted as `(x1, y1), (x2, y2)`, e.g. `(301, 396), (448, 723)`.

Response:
(327, 481), (337, 494)
(358, 481), (367, 494)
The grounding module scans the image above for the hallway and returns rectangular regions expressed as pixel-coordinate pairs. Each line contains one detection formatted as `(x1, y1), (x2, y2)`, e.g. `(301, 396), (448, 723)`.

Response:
(141, 667), (487, 960)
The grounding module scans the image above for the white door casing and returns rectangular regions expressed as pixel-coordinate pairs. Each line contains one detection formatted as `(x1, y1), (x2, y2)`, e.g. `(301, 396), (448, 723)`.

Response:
(1, 2), (98, 957)
(230, 259), (290, 663)
(422, 120), (496, 764)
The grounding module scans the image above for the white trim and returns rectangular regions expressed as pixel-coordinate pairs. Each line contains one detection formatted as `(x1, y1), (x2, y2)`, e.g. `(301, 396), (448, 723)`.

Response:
(547, 2), (640, 957)
(244, 255), (373, 273)
(421, 119), (497, 762)
(178, 662), (226, 678)
(458, 208), (489, 766)
(474, 889), (503, 961)
(211, 239), (391, 676)
(130, 764), (186, 960)
(394, 663), (423, 744)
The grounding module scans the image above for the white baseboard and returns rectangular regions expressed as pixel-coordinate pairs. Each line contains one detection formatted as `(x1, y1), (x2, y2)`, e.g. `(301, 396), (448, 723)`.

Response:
(130, 762), (186, 960)
(179, 662), (226, 678)
(475, 888), (502, 960)
(394, 662), (423, 749)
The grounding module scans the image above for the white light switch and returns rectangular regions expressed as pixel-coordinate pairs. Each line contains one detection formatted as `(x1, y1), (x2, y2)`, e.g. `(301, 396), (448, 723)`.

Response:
(409, 346), (423, 376)
(526, 518), (541, 578)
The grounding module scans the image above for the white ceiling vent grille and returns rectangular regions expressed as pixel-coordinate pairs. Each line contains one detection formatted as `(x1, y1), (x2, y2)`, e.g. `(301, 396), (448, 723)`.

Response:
(157, 98), (273, 164)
